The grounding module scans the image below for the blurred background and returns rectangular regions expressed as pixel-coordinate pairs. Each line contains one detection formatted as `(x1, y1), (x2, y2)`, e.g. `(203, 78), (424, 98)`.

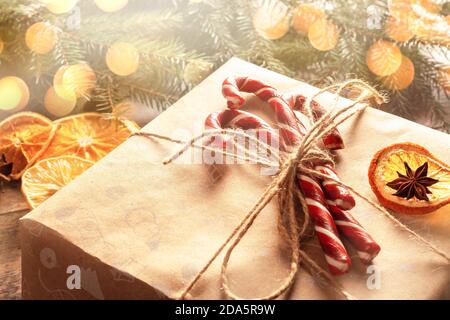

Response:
(0, 0), (449, 131)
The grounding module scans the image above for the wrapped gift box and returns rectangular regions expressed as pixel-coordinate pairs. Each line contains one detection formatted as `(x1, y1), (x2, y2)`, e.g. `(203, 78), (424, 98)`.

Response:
(20, 58), (450, 300)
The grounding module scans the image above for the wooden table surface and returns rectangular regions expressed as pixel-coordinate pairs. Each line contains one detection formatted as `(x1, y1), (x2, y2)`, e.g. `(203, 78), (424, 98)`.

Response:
(0, 182), (30, 300)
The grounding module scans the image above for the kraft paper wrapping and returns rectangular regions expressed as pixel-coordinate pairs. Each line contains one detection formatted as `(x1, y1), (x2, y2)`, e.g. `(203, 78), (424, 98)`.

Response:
(20, 58), (450, 300)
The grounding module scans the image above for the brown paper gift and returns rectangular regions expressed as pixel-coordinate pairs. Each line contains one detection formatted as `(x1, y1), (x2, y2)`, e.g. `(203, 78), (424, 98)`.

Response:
(20, 58), (450, 300)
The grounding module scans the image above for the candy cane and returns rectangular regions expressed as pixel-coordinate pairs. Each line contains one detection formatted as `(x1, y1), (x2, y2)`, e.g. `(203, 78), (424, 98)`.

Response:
(222, 76), (306, 151)
(315, 165), (355, 210)
(205, 109), (275, 149)
(327, 200), (381, 264)
(283, 93), (345, 150)
(222, 76), (351, 274)
(297, 174), (351, 274)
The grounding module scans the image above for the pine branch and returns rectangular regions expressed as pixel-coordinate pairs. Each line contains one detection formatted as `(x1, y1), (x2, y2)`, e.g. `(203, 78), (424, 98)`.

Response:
(77, 9), (185, 40)
(53, 33), (86, 67)
(273, 34), (320, 71)
(186, 0), (237, 64)
(0, 0), (448, 133)
(92, 69), (183, 112)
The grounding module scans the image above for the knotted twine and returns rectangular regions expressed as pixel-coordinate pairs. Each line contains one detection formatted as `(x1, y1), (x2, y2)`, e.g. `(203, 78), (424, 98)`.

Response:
(132, 79), (450, 300)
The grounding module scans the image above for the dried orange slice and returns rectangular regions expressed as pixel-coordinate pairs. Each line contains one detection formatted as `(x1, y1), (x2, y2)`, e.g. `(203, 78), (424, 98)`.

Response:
(0, 112), (57, 181)
(38, 112), (139, 162)
(369, 143), (450, 214)
(22, 156), (94, 209)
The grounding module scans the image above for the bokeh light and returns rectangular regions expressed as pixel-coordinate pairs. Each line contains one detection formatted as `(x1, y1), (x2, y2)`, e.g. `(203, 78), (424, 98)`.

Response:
(53, 66), (77, 102)
(25, 22), (58, 54)
(44, 86), (77, 117)
(366, 40), (402, 76)
(62, 64), (97, 98)
(94, 0), (129, 13)
(44, 0), (78, 14)
(0, 77), (30, 111)
(106, 42), (140, 76)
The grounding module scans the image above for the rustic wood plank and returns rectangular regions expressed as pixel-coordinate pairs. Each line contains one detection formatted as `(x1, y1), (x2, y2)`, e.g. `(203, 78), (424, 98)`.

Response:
(0, 209), (29, 299)
(0, 183), (29, 300)
(0, 253), (22, 299)
(0, 181), (30, 216)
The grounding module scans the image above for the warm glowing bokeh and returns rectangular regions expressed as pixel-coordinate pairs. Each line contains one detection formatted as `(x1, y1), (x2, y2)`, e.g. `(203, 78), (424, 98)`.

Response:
(366, 40), (403, 76)
(253, 6), (289, 40)
(292, 4), (326, 35)
(53, 66), (77, 102)
(25, 22), (58, 55)
(308, 18), (339, 51)
(94, 0), (129, 13)
(62, 64), (97, 98)
(44, 0), (78, 14)
(106, 42), (140, 76)
(0, 77), (29, 111)
(382, 55), (415, 90)
(44, 86), (77, 117)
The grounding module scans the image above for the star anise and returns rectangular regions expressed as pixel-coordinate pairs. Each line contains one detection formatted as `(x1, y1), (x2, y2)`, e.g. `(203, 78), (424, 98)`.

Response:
(386, 161), (439, 201)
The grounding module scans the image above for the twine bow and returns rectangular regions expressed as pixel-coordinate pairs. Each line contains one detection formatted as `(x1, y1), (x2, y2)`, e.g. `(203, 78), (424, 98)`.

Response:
(133, 79), (450, 300)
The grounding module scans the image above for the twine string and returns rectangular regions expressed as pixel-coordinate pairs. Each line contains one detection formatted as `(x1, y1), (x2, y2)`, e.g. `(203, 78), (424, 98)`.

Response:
(134, 130), (279, 167)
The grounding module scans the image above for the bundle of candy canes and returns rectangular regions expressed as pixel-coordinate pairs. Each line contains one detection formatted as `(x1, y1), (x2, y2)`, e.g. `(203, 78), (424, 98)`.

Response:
(205, 76), (381, 275)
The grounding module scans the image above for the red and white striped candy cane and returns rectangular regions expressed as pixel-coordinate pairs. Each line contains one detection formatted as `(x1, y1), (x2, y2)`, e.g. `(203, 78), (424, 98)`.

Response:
(297, 174), (351, 274)
(315, 165), (355, 210)
(327, 200), (381, 264)
(205, 109), (275, 149)
(221, 76), (352, 274)
(222, 76), (306, 151)
(283, 93), (345, 150)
